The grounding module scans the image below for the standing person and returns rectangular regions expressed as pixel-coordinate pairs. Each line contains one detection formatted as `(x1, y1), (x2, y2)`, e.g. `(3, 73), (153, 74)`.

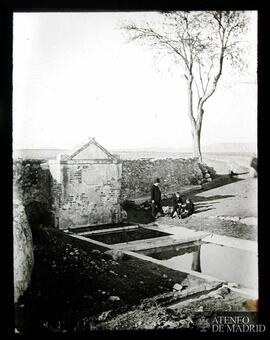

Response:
(151, 178), (164, 218)
(170, 192), (184, 218)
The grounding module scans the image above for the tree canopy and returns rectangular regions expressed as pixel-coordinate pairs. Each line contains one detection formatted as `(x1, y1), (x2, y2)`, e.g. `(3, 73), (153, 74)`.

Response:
(122, 11), (250, 161)
(124, 11), (249, 106)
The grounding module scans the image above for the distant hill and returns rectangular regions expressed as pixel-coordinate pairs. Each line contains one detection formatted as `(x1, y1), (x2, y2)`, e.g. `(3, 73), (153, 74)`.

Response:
(201, 143), (257, 154)
(13, 143), (256, 160)
(112, 146), (191, 153)
(112, 143), (257, 155)
(13, 149), (68, 160)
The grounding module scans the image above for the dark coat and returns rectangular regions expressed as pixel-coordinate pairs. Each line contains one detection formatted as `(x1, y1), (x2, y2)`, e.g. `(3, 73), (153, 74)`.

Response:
(151, 184), (161, 202)
(172, 195), (183, 208)
(185, 201), (194, 214)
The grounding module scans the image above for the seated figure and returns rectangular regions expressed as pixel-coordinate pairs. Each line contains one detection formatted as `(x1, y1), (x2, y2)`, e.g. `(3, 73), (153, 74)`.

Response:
(170, 192), (184, 218)
(180, 198), (194, 218)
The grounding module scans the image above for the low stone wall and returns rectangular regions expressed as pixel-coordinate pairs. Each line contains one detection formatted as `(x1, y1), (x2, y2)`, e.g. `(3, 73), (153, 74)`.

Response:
(13, 157), (215, 225)
(120, 158), (204, 201)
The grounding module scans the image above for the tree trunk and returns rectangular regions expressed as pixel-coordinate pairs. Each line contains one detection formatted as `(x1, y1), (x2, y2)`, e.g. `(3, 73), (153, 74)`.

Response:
(192, 125), (202, 163)
(186, 74), (203, 163)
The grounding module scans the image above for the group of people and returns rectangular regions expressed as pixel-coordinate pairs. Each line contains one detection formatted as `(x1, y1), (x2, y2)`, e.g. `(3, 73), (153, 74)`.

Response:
(151, 178), (194, 219)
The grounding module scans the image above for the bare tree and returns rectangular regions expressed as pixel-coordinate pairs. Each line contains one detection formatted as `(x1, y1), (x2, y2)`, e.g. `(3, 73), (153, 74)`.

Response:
(122, 11), (250, 162)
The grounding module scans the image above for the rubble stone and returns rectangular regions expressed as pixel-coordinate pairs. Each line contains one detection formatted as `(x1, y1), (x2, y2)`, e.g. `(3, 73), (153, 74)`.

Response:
(105, 249), (125, 261)
(120, 158), (204, 200)
(13, 190), (34, 303)
(173, 283), (183, 291)
(108, 295), (121, 302)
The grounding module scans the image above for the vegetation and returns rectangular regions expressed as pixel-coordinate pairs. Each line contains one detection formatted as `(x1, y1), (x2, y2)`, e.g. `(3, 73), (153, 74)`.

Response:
(122, 11), (250, 162)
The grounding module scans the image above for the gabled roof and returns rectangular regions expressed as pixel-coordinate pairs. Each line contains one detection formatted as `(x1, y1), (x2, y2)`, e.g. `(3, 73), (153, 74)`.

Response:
(64, 137), (117, 161)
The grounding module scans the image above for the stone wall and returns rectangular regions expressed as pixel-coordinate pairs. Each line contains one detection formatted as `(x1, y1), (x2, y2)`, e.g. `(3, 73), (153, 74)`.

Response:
(120, 158), (204, 201)
(13, 159), (53, 227)
(13, 157), (214, 228)
(13, 160), (51, 302)
(13, 189), (34, 303)
(49, 160), (124, 229)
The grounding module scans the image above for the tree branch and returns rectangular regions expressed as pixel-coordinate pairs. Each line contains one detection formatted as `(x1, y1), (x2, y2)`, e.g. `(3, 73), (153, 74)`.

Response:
(124, 24), (191, 70)
(201, 47), (224, 104)
(193, 75), (202, 106)
(198, 62), (205, 94)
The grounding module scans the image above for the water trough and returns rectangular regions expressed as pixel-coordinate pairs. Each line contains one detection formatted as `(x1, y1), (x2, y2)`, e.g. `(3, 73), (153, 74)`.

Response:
(68, 223), (258, 299)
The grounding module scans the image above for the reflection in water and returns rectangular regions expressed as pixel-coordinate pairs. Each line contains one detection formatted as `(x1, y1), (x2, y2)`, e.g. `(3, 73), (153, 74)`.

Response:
(142, 242), (258, 290)
(191, 245), (201, 272)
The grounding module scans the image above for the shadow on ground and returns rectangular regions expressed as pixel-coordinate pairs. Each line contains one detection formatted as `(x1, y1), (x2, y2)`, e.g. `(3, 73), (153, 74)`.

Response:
(192, 194), (235, 203)
(126, 206), (154, 224)
(199, 175), (244, 192)
(126, 194), (234, 223)
(123, 174), (250, 225)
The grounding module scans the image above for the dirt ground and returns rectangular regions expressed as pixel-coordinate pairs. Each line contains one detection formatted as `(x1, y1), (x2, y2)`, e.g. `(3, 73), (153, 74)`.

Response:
(15, 224), (256, 333)
(14, 225), (211, 333)
(128, 176), (257, 241)
(94, 292), (257, 331)
(15, 175), (258, 333)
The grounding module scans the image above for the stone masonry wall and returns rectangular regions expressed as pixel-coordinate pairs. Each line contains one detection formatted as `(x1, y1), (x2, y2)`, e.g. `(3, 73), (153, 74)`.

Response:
(49, 161), (124, 229)
(13, 159), (53, 227)
(14, 157), (212, 227)
(120, 158), (204, 201)
(13, 188), (34, 303)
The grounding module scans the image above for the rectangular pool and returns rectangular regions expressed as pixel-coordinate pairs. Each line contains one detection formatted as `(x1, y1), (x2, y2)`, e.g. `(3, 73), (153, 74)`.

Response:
(138, 242), (258, 290)
(84, 227), (171, 245)
(70, 223), (134, 233)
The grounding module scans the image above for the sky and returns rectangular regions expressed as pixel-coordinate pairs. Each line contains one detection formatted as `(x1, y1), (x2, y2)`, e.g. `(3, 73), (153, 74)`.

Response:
(13, 11), (257, 151)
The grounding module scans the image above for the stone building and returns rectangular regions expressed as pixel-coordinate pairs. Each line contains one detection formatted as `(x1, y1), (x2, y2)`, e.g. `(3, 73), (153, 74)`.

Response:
(48, 137), (123, 230)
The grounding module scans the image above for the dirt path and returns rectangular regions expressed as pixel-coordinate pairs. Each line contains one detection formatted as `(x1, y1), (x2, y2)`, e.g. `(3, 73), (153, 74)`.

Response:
(167, 177), (257, 240)
(127, 177), (257, 241)
(192, 177), (257, 219)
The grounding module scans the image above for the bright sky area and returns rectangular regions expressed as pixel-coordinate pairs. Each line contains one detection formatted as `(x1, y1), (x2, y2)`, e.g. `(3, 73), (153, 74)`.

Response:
(13, 11), (257, 151)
